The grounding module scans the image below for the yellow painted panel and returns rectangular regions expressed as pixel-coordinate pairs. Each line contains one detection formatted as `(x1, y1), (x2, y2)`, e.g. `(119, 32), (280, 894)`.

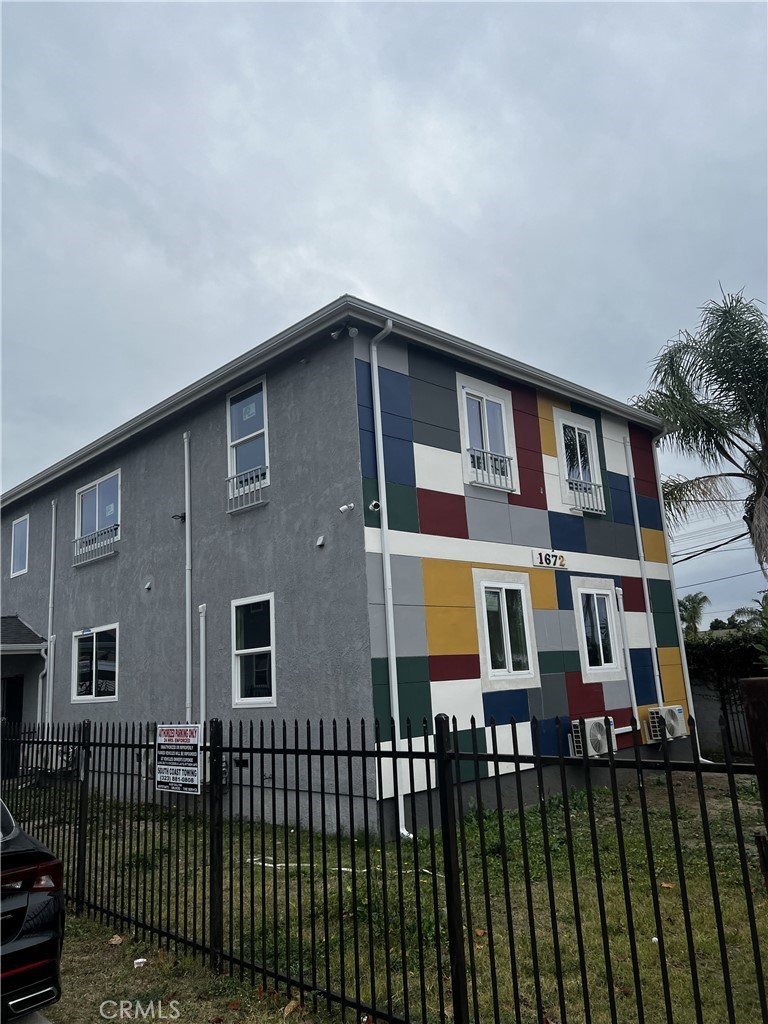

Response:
(537, 394), (569, 457)
(422, 559), (474, 607)
(657, 646), (682, 668)
(642, 528), (667, 563)
(472, 563), (558, 610)
(660, 662), (687, 704)
(425, 606), (479, 656)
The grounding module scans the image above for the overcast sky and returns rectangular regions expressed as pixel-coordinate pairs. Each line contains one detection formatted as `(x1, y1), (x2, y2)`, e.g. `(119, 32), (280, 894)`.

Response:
(2, 2), (766, 622)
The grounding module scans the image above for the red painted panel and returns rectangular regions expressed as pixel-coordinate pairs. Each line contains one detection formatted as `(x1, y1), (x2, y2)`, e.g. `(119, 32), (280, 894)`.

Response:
(620, 576), (646, 612)
(635, 476), (659, 499)
(508, 466), (548, 509)
(417, 489), (469, 539)
(513, 410), (542, 453)
(610, 706), (633, 729)
(565, 671), (607, 718)
(429, 654), (481, 681)
(629, 424), (657, 483)
(509, 382), (539, 418)
(516, 445), (545, 471)
(616, 730), (635, 750)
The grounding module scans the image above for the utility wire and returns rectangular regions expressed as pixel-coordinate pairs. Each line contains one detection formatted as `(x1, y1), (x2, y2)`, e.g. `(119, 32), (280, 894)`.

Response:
(672, 531), (750, 565)
(675, 568), (764, 590)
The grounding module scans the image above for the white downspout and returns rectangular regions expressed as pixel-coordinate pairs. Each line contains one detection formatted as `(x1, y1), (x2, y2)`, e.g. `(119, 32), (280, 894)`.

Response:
(45, 499), (57, 724)
(37, 648), (47, 726)
(651, 441), (699, 736)
(624, 438), (664, 706)
(614, 587), (639, 733)
(198, 604), (207, 724)
(370, 319), (410, 837)
(184, 431), (193, 723)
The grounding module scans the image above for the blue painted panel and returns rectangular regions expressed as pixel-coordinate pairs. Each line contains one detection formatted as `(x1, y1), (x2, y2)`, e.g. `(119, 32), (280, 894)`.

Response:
(356, 359), (373, 408)
(383, 435), (416, 487)
(637, 495), (663, 532)
(629, 648), (657, 706)
(606, 470), (630, 493)
(535, 716), (572, 755)
(548, 512), (587, 553)
(360, 429), (377, 480)
(483, 689), (530, 726)
(607, 471), (633, 525)
(382, 411), (413, 442)
(555, 570), (574, 610)
(358, 403), (374, 433)
(378, 367), (412, 419)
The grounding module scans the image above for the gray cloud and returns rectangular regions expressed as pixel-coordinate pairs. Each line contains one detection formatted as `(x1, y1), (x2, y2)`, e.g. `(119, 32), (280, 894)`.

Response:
(3, 1), (766, 614)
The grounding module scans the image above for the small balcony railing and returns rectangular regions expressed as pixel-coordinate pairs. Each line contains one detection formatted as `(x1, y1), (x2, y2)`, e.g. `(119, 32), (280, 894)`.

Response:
(468, 448), (515, 490)
(568, 478), (606, 514)
(227, 467), (267, 513)
(73, 524), (119, 566)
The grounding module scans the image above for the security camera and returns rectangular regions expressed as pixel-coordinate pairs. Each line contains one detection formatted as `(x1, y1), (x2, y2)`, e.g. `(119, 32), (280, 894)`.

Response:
(339, 503), (355, 514)
(368, 501), (381, 513)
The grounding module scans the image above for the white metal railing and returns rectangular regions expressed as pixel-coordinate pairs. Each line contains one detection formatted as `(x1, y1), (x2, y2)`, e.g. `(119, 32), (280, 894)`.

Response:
(468, 448), (515, 490)
(568, 478), (606, 514)
(227, 467), (267, 513)
(73, 524), (119, 566)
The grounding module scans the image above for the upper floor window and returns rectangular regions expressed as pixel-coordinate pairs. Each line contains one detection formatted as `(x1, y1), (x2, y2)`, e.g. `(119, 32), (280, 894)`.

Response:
(76, 470), (120, 540)
(457, 374), (519, 492)
(227, 380), (269, 511)
(10, 512), (28, 577)
(571, 576), (624, 683)
(473, 568), (539, 692)
(231, 594), (275, 707)
(72, 623), (118, 703)
(554, 409), (605, 514)
(10, 515), (29, 577)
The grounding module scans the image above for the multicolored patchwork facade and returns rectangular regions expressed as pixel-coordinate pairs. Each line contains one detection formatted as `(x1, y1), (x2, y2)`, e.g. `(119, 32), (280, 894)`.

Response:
(352, 317), (689, 777)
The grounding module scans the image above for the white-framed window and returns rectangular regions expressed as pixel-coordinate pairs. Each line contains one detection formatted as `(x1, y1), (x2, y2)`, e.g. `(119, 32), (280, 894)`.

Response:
(227, 378), (270, 489)
(231, 593), (275, 707)
(473, 568), (540, 692)
(553, 409), (605, 513)
(456, 373), (519, 492)
(76, 470), (121, 540)
(71, 623), (118, 703)
(10, 515), (29, 577)
(571, 576), (624, 683)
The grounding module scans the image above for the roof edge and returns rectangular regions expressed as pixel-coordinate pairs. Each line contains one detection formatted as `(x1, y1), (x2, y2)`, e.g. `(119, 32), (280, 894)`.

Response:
(2, 294), (662, 507)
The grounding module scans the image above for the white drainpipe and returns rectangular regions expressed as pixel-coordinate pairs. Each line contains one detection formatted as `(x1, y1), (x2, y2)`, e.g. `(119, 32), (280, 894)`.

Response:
(184, 431), (193, 723)
(198, 604), (207, 723)
(37, 647), (47, 726)
(624, 438), (664, 706)
(45, 499), (57, 725)
(370, 319), (410, 837)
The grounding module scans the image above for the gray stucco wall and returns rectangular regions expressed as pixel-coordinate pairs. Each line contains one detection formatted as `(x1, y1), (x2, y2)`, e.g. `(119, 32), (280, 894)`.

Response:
(1, 334), (373, 731)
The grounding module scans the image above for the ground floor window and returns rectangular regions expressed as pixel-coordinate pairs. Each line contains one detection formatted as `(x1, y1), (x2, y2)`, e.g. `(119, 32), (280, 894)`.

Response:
(473, 568), (540, 692)
(231, 593), (275, 707)
(72, 624), (118, 702)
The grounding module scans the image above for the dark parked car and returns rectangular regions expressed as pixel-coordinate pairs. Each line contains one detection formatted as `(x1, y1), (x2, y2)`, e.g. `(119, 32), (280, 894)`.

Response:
(0, 800), (64, 1020)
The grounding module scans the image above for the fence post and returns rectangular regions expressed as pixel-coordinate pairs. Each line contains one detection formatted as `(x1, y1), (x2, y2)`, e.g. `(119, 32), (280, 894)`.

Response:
(739, 678), (768, 886)
(434, 714), (469, 1024)
(75, 719), (91, 916)
(208, 719), (224, 973)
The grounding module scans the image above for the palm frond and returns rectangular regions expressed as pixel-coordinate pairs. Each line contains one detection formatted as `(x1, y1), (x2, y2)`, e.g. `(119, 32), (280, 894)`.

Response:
(661, 474), (738, 530)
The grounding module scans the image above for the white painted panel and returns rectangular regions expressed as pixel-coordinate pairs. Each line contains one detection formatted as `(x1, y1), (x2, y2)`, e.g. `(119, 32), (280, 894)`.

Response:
(486, 722), (534, 777)
(623, 611), (651, 650)
(430, 678), (485, 732)
(600, 415), (631, 476)
(413, 443), (465, 495)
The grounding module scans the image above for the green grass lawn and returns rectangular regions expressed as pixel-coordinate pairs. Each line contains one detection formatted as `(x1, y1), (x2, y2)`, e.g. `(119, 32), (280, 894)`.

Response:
(7, 769), (767, 1024)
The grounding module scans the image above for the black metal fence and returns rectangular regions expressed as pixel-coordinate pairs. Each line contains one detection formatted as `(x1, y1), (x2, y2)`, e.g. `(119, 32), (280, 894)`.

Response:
(1, 714), (766, 1024)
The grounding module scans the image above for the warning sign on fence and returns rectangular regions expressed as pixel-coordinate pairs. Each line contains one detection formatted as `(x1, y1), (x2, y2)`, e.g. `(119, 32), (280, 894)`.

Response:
(155, 724), (202, 794)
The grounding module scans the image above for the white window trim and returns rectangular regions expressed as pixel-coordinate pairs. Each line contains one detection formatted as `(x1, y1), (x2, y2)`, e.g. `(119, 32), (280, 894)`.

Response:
(75, 468), (121, 541)
(71, 622), (119, 704)
(553, 408), (605, 513)
(231, 592), (276, 708)
(226, 377), (270, 489)
(570, 575), (625, 683)
(10, 514), (29, 577)
(473, 568), (540, 692)
(456, 373), (519, 493)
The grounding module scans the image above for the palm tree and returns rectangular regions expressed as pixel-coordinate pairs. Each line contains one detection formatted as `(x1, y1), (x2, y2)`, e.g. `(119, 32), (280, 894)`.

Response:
(678, 592), (711, 638)
(731, 592), (768, 629)
(635, 290), (768, 573)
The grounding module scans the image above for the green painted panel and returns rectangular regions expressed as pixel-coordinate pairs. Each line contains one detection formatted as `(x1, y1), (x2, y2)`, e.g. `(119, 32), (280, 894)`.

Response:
(649, 578), (675, 615)
(397, 656), (430, 685)
(387, 482), (420, 533)
(363, 478), (380, 528)
(563, 649), (582, 673)
(538, 650), (565, 675)
(372, 686), (392, 742)
(371, 658), (389, 687)
(453, 727), (489, 781)
(653, 612), (680, 648)
(399, 681), (433, 736)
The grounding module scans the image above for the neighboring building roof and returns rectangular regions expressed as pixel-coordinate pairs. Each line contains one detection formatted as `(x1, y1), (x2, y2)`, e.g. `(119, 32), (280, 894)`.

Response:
(0, 295), (663, 508)
(1, 616), (46, 650)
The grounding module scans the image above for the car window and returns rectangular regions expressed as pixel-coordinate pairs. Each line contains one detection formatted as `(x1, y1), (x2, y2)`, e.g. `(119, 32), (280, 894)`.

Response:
(0, 800), (15, 840)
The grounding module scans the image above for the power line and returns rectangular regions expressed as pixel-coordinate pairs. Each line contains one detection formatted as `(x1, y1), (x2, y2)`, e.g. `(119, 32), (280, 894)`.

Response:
(672, 531), (750, 565)
(675, 568), (765, 590)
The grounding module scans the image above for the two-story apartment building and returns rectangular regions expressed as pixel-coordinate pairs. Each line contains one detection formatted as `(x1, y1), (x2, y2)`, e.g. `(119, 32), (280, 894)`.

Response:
(1, 296), (694, 792)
